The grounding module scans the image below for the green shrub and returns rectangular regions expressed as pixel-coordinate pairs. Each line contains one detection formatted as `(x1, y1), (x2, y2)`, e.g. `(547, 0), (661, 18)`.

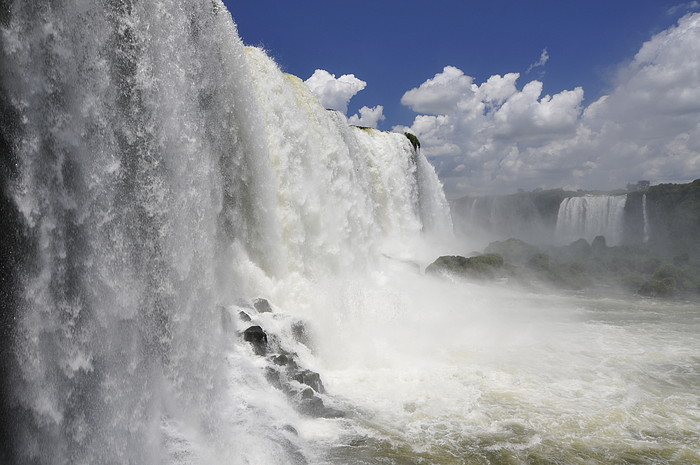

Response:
(404, 132), (421, 151)
(639, 278), (676, 297)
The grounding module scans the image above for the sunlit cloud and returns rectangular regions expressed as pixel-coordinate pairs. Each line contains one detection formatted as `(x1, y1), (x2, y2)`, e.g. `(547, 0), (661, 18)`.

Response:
(304, 69), (366, 114)
(348, 105), (385, 128)
(396, 13), (700, 197)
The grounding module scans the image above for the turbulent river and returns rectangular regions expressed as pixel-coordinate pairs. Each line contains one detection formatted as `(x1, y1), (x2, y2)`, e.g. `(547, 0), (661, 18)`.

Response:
(0, 1), (698, 464)
(309, 275), (700, 464)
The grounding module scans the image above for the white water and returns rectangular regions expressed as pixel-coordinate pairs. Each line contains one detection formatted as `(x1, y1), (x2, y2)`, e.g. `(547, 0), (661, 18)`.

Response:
(0, 1), (450, 463)
(555, 195), (628, 246)
(2, 2), (698, 465)
(314, 277), (700, 464)
(643, 193), (650, 243)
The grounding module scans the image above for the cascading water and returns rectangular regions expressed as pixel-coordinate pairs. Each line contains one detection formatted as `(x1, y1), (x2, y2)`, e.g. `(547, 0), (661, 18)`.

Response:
(642, 193), (650, 243)
(555, 195), (627, 246)
(0, 2), (451, 464)
(2, 2), (699, 465)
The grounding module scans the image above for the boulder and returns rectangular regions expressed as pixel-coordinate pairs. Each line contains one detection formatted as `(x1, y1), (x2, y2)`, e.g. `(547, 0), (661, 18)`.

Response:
(296, 389), (343, 418)
(426, 253), (504, 279)
(272, 353), (298, 370)
(292, 369), (325, 393)
(242, 325), (268, 355)
(253, 298), (273, 313)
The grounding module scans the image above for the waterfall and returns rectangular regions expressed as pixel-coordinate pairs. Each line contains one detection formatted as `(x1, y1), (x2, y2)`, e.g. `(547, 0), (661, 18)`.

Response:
(0, 2), (451, 464)
(642, 194), (650, 243)
(555, 195), (627, 246)
(415, 153), (454, 240)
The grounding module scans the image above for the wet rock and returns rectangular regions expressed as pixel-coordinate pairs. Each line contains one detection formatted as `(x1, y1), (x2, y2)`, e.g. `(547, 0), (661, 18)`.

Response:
(243, 325), (268, 355)
(265, 367), (283, 390)
(282, 424), (298, 435)
(238, 311), (251, 322)
(272, 353), (298, 369)
(426, 254), (504, 279)
(253, 298), (273, 313)
(296, 391), (344, 418)
(292, 370), (325, 393)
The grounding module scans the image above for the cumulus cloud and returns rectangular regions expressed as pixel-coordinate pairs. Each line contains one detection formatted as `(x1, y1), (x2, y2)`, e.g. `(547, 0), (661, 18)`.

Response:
(526, 48), (549, 74)
(348, 105), (385, 128)
(305, 69), (366, 113)
(396, 13), (700, 197)
(401, 66), (477, 115)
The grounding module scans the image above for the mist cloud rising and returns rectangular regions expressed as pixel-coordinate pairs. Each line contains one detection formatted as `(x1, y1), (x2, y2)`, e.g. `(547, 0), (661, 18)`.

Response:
(395, 13), (700, 197)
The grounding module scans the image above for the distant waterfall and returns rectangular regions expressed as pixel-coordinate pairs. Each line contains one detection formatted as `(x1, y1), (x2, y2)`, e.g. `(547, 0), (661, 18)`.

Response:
(0, 2), (451, 464)
(555, 195), (627, 246)
(642, 194), (650, 243)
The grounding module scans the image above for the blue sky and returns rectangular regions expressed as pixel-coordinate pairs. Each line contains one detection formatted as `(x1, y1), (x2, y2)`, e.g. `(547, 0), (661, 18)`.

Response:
(225, 1), (700, 197)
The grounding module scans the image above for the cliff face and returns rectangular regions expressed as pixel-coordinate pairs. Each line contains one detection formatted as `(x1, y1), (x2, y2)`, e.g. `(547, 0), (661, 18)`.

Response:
(646, 180), (700, 257)
(622, 191), (645, 245)
(452, 180), (700, 257)
(450, 189), (571, 245)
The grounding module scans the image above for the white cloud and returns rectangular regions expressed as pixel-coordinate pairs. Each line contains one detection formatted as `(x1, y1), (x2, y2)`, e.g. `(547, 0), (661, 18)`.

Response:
(397, 13), (700, 197)
(401, 66), (477, 115)
(668, 1), (699, 15)
(348, 105), (385, 128)
(477, 73), (519, 105)
(304, 69), (366, 113)
(526, 48), (549, 74)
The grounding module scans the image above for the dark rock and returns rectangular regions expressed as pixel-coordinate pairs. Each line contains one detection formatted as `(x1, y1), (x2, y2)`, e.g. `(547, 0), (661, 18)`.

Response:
(298, 394), (326, 416)
(426, 253), (504, 279)
(300, 387), (315, 399)
(236, 315), (344, 419)
(272, 353), (297, 369)
(292, 369), (325, 393)
(253, 298), (273, 313)
(265, 367), (283, 390)
(404, 132), (421, 151)
(282, 425), (298, 435)
(238, 311), (251, 322)
(296, 390), (344, 418)
(242, 325), (268, 355)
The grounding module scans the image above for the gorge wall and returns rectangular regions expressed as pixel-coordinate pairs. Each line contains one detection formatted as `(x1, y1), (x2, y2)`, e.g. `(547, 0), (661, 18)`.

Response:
(451, 180), (700, 256)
